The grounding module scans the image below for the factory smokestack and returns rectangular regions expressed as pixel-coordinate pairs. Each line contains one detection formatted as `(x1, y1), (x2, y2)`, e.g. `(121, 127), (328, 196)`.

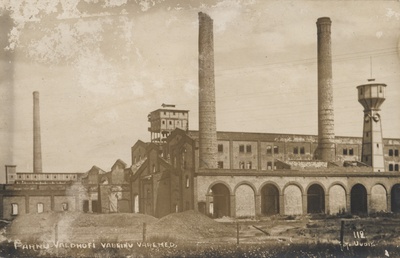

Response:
(198, 12), (217, 169)
(316, 17), (335, 162)
(33, 91), (42, 173)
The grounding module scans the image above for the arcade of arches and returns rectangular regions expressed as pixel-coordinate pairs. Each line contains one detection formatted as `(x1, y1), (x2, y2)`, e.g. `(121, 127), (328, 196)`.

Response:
(204, 182), (400, 218)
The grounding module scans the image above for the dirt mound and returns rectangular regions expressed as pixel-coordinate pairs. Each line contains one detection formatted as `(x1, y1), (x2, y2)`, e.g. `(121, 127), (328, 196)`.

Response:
(148, 210), (235, 241)
(71, 212), (157, 227)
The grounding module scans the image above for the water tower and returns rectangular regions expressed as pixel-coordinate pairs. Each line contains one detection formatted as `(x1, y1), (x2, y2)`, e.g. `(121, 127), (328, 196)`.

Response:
(357, 79), (386, 172)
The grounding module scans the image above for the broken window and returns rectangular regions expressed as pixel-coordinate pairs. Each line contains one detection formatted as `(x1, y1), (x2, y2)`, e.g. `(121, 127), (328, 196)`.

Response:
(247, 162), (252, 169)
(266, 146), (272, 155)
(267, 162), (272, 170)
(239, 162), (245, 169)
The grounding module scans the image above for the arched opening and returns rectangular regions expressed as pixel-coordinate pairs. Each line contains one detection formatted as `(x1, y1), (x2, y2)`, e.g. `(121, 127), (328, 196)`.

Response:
(329, 185), (346, 214)
(351, 184), (368, 214)
(209, 183), (230, 218)
(261, 184), (279, 216)
(391, 184), (400, 213)
(235, 184), (255, 217)
(370, 184), (387, 212)
(307, 184), (325, 214)
(284, 185), (302, 215)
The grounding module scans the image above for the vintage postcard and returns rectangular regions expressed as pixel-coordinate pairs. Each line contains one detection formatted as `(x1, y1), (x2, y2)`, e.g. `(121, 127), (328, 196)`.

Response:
(0, 0), (400, 257)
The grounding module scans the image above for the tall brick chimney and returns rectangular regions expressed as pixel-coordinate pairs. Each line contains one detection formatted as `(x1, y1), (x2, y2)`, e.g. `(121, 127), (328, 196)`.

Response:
(316, 17), (335, 162)
(33, 91), (42, 173)
(198, 12), (217, 169)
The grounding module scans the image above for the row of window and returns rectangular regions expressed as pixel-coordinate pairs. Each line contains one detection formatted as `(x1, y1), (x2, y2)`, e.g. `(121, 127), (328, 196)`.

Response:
(218, 144), (281, 155)
(11, 202), (68, 215)
(343, 148), (354, 156)
(389, 164), (400, 172)
(218, 161), (277, 170)
(293, 147), (306, 155)
(12, 175), (76, 180)
(389, 149), (399, 157)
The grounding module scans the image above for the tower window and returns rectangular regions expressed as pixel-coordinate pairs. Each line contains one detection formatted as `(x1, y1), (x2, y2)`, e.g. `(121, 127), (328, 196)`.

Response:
(395, 150), (399, 157)
(274, 146), (279, 154)
(266, 146), (272, 155)
(218, 144), (223, 152)
(389, 149), (394, 156)
(239, 145), (245, 153)
(389, 164), (394, 171)
(300, 147), (305, 155)
(343, 148), (348, 155)
(186, 175), (190, 188)
(349, 148), (354, 156)
(395, 164), (399, 172)
(218, 161), (224, 168)
(293, 147), (298, 154)
(246, 145), (252, 153)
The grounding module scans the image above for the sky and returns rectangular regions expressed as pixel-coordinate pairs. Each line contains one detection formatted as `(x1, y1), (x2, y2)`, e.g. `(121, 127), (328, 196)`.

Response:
(0, 0), (399, 182)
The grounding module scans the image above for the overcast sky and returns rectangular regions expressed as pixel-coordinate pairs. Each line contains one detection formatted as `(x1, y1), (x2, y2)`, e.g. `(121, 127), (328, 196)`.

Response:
(0, 0), (399, 182)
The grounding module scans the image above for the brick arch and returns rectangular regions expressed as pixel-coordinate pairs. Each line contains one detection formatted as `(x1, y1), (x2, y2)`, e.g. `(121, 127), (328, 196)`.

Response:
(305, 181), (327, 194)
(327, 181), (348, 195)
(206, 181), (233, 196)
(283, 181), (305, 195)
(258, 181), (282, 196)
(233, 181), (257, 195)
(370, 183), (388, 212)
(350, 183), (368, 194)
(369, 182), (389, 194)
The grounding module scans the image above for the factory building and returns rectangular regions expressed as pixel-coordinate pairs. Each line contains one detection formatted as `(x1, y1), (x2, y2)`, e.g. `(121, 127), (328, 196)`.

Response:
(1, 13), (400, 220)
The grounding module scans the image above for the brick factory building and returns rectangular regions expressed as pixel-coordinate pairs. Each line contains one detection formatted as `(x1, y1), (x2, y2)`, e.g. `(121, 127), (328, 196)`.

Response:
(1, 13), (400, 220)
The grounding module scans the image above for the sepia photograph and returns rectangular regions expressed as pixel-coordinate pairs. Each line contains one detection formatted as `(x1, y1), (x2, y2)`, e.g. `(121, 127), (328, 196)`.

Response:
(0, 0), (400, 257)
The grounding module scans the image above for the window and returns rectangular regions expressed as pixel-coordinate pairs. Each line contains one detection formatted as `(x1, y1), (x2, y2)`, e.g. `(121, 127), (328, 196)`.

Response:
(267, 162), (272, 170)
(349, 148), (354, 156)
(183, 161), (187, 169)
(389, 164), (394, 171)
(62, 203), (68, 211)
(343, 148), (348, 155)
(366, 132), (369, 137)
(300, 147), (305, 155)
(239, 145), (245, 153)
(169, 121), (172, 125)
(186, 176), (190, 188)
(274, 146), (279, 154)
(360, 88), (363, 95)
(293, 147), (298, 154)
(37, 203), (44, 214)
(218, 144), (223, 152)
(11, 204), (18, 215)
(162, 121), (165, 124)
(217, 161), (224, 168)
(247, 162), (252, 169)
(395, 150), (399, 157)
(395, 164), (399, 172)
(246, 145), (252, 153)
(152, 164), (156, 173)
(389, 149), (394, 156)
(266, 146), (272, 155)
(239, 162), (245, 169)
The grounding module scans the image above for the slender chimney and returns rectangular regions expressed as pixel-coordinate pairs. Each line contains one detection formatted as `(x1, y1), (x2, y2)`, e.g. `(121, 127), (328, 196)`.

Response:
(198, 12), (217, 169)
(316, 17), (335, 162)
(33, 91), (42, 173)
